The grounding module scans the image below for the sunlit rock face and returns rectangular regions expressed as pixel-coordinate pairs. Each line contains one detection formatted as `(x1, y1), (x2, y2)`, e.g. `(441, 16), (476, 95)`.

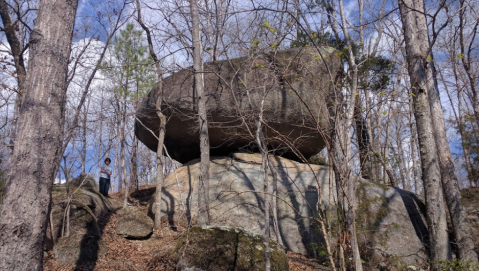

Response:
(135, 47), (340, 164)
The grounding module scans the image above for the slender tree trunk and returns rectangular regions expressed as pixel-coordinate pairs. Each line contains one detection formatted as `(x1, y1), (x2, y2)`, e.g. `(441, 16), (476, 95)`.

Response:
(383, 116), (391, 185)
(136, 0), (167, 230)
(256, 115), (271, 271)
(446, 64), (475, 187)
(121, 113), (129, 208)
(354, 96), (372, 180)
(268, 162), (283, 246)
(0, 0), (27, 136)
(81, 108), (88, 173)
(0, 0), (79, 269)
(458, 0), (479, 131)
(429, 56), (478, 263)
(190, 0), (210, 226)
(365, 90), (380, 180)
(398, 0), (451, 268)
(408, 98), (420, 194)
(131, 135), (138, 190)
(326, 1), (363, 268)
(153, 113), (166, 229)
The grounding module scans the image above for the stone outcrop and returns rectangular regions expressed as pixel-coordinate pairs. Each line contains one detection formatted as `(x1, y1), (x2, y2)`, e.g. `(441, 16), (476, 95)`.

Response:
(53, 232), (107, 266)
(171, 226), (289, 271)
(135, 47), (340, 163)
(356, 181), (428, 270)
(46, 174), (116, 265)
(152, 153), (431, 270)
(115, 206), (154, 239)
(151, 153), (332, 256)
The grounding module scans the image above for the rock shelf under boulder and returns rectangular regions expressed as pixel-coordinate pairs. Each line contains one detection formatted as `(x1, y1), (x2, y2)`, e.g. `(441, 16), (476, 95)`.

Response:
(151, 153), (431, 270)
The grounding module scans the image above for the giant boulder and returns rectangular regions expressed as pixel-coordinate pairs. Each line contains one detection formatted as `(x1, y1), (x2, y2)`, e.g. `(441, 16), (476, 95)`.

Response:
(152, 153), (430, 269)
(135, 47), (340, 163)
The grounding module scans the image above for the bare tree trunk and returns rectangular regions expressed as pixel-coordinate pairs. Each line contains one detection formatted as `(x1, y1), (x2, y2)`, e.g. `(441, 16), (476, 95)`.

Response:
(325, 0), (364, 268)
(255, 115), (271, 271)
(445, 64), (475, 187)
(61, 156), (71, 238)
(408, 96), (420, 194)
(429, 55), (478, 263)
(153, 113), (166, 229)
(190, 0), (210, 226)
(121, 114), (129, 208)
(459, 0), (479, 130)
(131, 135), (138, 191)
(135, 0), (167, 230)
(81, 107), (88, 173)
(398, 0), (451, 268)
(354, 97), (372, 180)
(116, 114), (123, 193)
(0, 0), (27, 136)
(0, 0), (79, 269)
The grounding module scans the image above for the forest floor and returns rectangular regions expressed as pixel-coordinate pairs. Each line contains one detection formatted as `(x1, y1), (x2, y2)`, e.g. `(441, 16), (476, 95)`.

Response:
(43, 185), (330, 271)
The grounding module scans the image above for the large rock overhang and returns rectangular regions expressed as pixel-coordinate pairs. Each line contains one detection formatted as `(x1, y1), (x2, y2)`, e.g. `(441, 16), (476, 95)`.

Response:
(135, 47), (340, 164)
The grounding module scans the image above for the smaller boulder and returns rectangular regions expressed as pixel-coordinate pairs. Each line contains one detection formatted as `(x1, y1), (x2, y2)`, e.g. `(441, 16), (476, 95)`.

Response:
(115, 206), (154, 239)
(69, 174), (97, 191)
(53, 232), (107, 266)
(171, 226), (289, 271)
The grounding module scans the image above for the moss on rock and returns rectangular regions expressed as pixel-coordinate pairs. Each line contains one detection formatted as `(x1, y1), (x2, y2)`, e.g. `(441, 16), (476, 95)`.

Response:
(172, 226), (289, 271)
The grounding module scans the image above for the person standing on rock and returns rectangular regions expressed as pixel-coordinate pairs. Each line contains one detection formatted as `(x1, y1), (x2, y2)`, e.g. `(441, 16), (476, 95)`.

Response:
(99, 158), (112, 197)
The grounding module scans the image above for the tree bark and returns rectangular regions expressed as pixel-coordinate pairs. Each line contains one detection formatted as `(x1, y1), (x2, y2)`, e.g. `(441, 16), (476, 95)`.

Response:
(190, 0), (210, 226)
(0, 0), (79, 269)
(398, 0), (451, 268)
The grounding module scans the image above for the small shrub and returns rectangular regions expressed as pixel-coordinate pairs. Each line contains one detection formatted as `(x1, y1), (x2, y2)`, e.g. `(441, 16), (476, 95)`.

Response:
(434, 260), (479, 271)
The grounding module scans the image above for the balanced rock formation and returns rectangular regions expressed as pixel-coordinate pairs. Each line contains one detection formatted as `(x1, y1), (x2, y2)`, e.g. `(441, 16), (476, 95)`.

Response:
(171, 226), (289, 271)
(135, 47), (340, 163)
(152, 153), (430, 270)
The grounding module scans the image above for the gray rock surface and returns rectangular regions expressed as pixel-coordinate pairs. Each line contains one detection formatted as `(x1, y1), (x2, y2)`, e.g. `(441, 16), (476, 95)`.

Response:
(68, 173), (98, 191)
(53, 232), (107, 266)
(172, 226), (289, 271)
(47, 174), (114, 253)
(153, 153), (431, 269)
(115, 206), (154, 239)
(135, 47), (340, 163)
(356, 181), (428, 270)
(152, 153), (333, 257)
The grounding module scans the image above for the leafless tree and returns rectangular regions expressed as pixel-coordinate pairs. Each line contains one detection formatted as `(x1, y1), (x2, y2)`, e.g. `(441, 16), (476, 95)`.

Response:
(0, 0), (79, 269)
